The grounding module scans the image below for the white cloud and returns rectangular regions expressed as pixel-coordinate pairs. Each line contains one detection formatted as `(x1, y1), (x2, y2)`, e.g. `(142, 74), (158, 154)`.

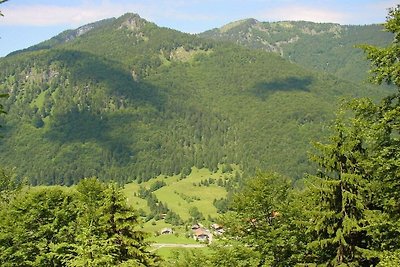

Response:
(258, 5), (348, 23)
(0, 1), (224, 36)
(1, 2), (148, 26)
(0, 1), (217, 31)
(257, 1), (397, 25)
(1, 0), (395, 29)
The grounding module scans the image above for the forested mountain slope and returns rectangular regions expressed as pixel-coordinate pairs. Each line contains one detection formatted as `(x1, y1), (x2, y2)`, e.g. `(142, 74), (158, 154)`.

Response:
(0, 14), (390, 185)
(200, 20), (393, 83)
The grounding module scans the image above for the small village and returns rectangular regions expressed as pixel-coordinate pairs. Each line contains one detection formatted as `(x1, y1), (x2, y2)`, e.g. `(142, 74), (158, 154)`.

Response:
(159, 223), (225, 244)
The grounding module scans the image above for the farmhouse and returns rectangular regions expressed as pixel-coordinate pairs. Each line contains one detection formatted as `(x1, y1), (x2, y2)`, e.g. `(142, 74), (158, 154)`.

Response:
(211, 223), (225, 235)
(193, 228), (212, 243)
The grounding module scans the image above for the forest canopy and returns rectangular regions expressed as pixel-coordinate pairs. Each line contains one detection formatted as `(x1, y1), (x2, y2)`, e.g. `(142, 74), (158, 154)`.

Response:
(0, 3), (400, 267)
(167, 5), (400, 266)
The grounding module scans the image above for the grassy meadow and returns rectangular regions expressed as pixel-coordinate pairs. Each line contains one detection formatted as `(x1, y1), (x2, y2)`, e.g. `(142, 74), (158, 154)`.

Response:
(122, 166), (238, 232)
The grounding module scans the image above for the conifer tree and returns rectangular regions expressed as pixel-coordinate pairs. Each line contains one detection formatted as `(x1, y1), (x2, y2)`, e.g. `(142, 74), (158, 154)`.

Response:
(357, 4), (400, 255)
(71, 178), (159, 267)
(304, 5), (400, 265)
(102, 182), (160, 266)
(305, 113), (379, 266)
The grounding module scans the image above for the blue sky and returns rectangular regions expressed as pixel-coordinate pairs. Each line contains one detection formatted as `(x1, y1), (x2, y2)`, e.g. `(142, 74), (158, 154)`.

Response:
(0, 0), (397, 56)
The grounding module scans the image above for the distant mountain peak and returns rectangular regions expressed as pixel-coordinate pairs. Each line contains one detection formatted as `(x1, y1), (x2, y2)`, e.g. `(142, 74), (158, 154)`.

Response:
(7, 18), (115, 56)
(58, 18), (115, 41)
(0, 13), (393, 185)
(118, 13), (149, 31)
(219, 18), (259, 33)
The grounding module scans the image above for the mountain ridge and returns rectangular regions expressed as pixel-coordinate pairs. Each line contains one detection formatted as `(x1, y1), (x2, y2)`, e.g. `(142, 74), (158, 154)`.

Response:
(0, 13), (392, 185)
(199, 18), (393, 83)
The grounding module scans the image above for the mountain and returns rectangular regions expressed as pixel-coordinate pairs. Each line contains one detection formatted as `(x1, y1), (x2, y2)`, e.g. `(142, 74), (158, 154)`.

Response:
(199, 19), (393, 83)
(9, 18), (116, 56)
(0, 13), (391, 185)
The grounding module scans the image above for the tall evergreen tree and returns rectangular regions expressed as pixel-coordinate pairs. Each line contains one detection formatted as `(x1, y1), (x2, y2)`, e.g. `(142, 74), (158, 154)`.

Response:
(71, 178), (159, 267)
(304, 5), (400, 265)
(102, 183), (160, 266)
(357, 3), (400, 255)
(305, 113), (379, 266)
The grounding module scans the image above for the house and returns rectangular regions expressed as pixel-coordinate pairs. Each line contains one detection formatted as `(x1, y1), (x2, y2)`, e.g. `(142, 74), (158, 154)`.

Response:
(193, 228), (212, 243)
(211, 224), (224, 235)
(211, 223), (222, 230)
(160, 227), (173, 235)
(191, 223), (201, 230)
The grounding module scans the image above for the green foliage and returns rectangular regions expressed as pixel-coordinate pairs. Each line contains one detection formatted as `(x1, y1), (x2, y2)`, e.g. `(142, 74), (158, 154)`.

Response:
(360, 5), (400, 87)
(164, 249), (211, 267)
(220, 172), (308, 266)
(149, 180), (167, 192)
(0, 187), (79, 266)
(166, 241), (261, 267)
(200, 20), (393, 84)
(304, 111), (380, 265)
(1, 8), (400, 267)
(164, 210), (183, 226)
(0, 93), (7, 131)
(0, 178), (159, 266)
(123, 167), (232, 225)
(377, 251), (400, 267)
(0, 13), (391, 185)
(213, 197), (229, 213)
(0, 93), (6, 114)
(194, 7), (400, 267)
(0, 167), (20, 201)
(188, 206), (204, 222)
(208, 242), (262, 267)
(137, 185), (170, 221)
(302, 8), (400, 265)
(301, 93), (400, 265)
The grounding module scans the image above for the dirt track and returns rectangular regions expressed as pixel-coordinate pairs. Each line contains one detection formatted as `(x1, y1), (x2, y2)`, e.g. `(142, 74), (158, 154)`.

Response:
(150, 243), (206, 251)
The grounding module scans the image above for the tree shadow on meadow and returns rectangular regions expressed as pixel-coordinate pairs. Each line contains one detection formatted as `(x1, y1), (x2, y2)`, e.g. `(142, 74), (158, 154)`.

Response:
(251, 76), (313, 100)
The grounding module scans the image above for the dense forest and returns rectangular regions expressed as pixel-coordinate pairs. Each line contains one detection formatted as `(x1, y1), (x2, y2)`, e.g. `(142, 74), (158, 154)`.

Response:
(168, 6), (400, 266)
(200, 19), (393, 84)
(1, 3), (400, 266)
(0, 176), (160, 266)
(0, 13), (393, 185)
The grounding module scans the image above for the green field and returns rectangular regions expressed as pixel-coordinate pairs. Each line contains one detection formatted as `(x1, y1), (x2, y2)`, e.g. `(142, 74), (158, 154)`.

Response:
(149, 233), (198, 244)
(123, 166), (238, 232)
(123, 167), (232, 261)
(155, 246), (212, 262)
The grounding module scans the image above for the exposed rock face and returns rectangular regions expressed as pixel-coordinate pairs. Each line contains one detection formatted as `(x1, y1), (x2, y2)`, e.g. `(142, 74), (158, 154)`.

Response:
(61, 19), (115, 43)
(119, 13), (148, 31)
(59, 25), (96, 43)
(76, 25), (95, 37)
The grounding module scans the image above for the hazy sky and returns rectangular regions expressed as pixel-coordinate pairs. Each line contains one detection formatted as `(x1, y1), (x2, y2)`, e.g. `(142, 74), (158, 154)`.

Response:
(0, 0), (397, 56)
